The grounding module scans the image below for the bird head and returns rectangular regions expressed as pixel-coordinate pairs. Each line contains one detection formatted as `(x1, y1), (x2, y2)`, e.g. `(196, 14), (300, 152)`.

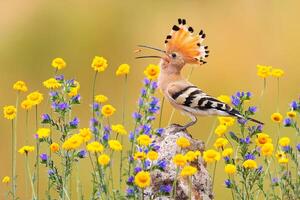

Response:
(136, 18), (209, 73)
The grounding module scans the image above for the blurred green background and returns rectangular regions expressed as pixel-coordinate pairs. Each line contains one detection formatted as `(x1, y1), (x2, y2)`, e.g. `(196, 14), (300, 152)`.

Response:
(1, 0), (300, 199)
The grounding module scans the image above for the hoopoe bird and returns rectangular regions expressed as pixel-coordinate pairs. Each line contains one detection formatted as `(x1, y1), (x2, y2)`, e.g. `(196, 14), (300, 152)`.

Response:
(137, 18), (263, 130)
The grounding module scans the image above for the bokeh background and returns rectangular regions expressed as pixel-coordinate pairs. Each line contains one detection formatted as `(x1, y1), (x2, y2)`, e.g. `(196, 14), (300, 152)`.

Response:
(1, 0), (300, 199)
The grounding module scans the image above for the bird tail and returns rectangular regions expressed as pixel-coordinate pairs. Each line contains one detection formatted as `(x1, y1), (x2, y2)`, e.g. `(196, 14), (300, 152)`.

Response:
(228, 108), (264, 125)
(247, 117), (264, 125)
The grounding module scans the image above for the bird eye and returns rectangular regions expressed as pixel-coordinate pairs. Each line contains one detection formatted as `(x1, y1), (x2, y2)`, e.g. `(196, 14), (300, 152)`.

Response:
(171, 53), (177, 58)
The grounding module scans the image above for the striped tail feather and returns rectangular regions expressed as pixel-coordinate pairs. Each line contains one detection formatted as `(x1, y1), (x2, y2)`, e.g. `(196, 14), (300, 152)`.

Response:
(227, 108), (264, 125)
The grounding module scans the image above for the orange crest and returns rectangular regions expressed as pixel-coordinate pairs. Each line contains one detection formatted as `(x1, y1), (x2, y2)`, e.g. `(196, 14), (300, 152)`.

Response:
(165, 18), (209, 65)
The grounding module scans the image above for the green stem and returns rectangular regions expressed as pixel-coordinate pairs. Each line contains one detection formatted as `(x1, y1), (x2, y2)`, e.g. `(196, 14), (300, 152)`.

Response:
(35, 105), (40, 199)
(212, 161), (217, 191)
(189, 176), (192, 200)
(206, 118), (217, 147)
(277, 78), (280, 112)
(26, 155), (37, 200)
(158, 97), (165, 128)
(172, 167), (179, 198)
(92, 71), (98, 122)
(12, 92), (19, 200)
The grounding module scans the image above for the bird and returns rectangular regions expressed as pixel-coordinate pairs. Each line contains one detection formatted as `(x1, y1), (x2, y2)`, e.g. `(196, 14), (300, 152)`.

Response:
(136, 18), (263, 130)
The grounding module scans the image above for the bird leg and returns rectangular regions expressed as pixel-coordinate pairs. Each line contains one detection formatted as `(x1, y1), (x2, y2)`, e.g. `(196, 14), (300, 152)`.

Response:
(174, 115), (197, 132)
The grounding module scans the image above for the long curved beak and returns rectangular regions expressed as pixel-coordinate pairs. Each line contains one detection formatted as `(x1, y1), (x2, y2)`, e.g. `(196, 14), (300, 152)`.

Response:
(135, 44), (166, 59)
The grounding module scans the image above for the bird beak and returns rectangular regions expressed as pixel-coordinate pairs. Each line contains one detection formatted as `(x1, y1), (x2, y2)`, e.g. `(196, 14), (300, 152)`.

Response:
(135, 44), (166, 59)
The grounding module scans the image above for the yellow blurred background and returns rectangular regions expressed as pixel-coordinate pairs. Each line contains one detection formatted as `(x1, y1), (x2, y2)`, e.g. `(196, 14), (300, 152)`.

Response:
(1, 0), (300, 199)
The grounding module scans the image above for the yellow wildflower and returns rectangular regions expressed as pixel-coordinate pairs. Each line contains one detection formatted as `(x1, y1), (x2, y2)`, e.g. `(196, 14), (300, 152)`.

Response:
(108, 140), (122, 151)
(13, 81), (28, 92)
(217, 95), (231, 104)
(27, 91), (43, 106)
(21, 99), (33, 110)
(255, 133), (272, 146)
(3, 105), (17, 120)
(95, 95), (108, 104)
(173, 154), (187, 167)
(86, 141), (104, 153)
(276, 151), (289, 164)
(116, 64), (130, 76)
(287, 111), (296, 118)
(242, 160), (257, 169)
(43, 78), (61, 89)
(2, 176), (10, 184)
(271, 112), (283, 123)
(134, 152), (147, 160)
(271, 68), (284, 78)
(52, 58), (66, 70)
(147, 151), (158, 161)
(134, 171), (151, 188)
(50, 143), (60, 152)
(214, 138), (228, 149)
(224, 164), (236, 174)
(62, 134), (83, 150)
(180, 165), (197, 177)
(137, 134), (151, 146)
(144, 64), (160, 80)
(261, 143), (274, 156)
(218, 117), (235, 127)
(257, 65), (272, 78)
(111, 124), (127, 135)
(98, 154), (110, 166)
(18, 146), (35, 154)
(91, 56), (108, 72)
(203, 149), (221, 163)
(79, 128), (92, 142)
(222, 148), (233, 157)
(36, 128), (50, 138)
(68, 81), (80, 97)
(214, 124), (227, 137)
(185, 151), (201, 162)
(101, 104), (116, 117)
(278, 137), (290, 147)
(176, 137), (191, 148)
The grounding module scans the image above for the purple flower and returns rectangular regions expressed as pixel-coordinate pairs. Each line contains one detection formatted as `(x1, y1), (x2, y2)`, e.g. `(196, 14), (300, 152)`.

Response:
(55, 74), (64, 81)
(245, 153), (255, 160)
(236, 92), (242, 98)
(257, 165), (263, 173)
(290, 101), (298, 110)
(224, 156), (230, 162)
(150, 144), (160, 151)
(144, 78), (150, 86)
(160, 184), (172, 194)
(129, 132), (134, 141)
(283, 118), (292, 127)
(126, 188), (134, 196)
(231, 96), (240, 107)
(71, 94), (81, 104)
(41, 114), (51, 123)
(225, 179), (232, 188)
(248, 106), (257, 113)
(282, 145), (291, 152)
(103, 133), (109, 141)
(151, 82), (158, 90)
(257, 125), (263, 132)
(141, 88), (147, 97)
(70, 117), (79, 128)
(40, 153), (48, 162)
(138, 98), (144, 107)
(246, 92), (252, 98)
(77, 150), (87, 158)
(147, 116), (156, 122)
(240, 137), (250, 144)
(48, 169), (55, 176)
(134, 167), (142, 174)
(272, 177), (279, 184)
(142, 124), (151, 135)
(155, 128), (164, 136)
(127, 176), (134, 184)
(133, 112), (142, 121)
(157, 159), (167, 171)
(238, 118), (247, 125)
(93, 103), (100, 111)
(90, 118), (99, 127)
(49, 91), (59, 98)
(145, 160), (151, 168)
(296, 144), (300, 152)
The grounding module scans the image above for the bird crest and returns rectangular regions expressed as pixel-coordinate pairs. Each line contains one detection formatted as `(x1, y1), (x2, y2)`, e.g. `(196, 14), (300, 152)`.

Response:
(164, 18), (209, 65)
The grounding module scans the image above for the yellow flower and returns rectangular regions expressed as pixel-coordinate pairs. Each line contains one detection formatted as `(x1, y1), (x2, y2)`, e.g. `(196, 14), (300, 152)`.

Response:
(101, 104), (116, 117)
(287, 111), (296, 118)
(203, 149), (221, 163)
(95, 95), (108, 104)
(137, 134), (152, 146)
(147, 151), (159, 161)
(185, 151), (201, 162)
(108, 140), (122, 151)
(62, 134), (83, 150)
(214, 124), (227, 137)
(91, 56), (108, 72)
(21, 99), (33, 110)
(18, 146), (35, 154)
(257, 65), (272, 78)
(37, 128), (50, 138)
(176, 137), (191, 148)
(2, 176), (10, 184)
(242, 159), (257, 169)
(278, 157), (289, 164)
(116, 64), (130, 76)
(27, 91), (43, 105)
(278, 137), (290, 147)
(276, 151), (289, 164)
(224, 164), (236, 174)
(173, 154), (187, 167)
(271, 112), (283, 123)
(218, 117), (235, 127)
(255, 133), (272, 146)
(222, 148), (233, 157)
(79, 128), (92, 142)
(50, 143), (60, 152)
(214, 138), (228, 149)
(98, 154), (110, 166)
(43, 78), (62, 89)
(134, 171), (151, 188)
(86, 141), (104, 153)
(180, 165), (197, 177)
(52, 58), (66, 70)
(271, 68), (284, 78)
(111, 124), (127, 135)
(217, 95), (231, 104)
(134, 151), (147, 160)
(261, 143), (274, 156)
(68, 81), (80, 97)
(13, 81), (28, 92)
(144, 64), (160, 80)
(3, 105), (17, 120)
